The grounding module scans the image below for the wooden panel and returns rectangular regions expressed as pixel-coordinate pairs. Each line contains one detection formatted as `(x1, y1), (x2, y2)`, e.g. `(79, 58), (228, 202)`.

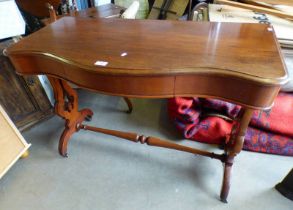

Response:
(0, 105), (30, 179)
(0, 40), (52, 131)
(0, 44), (37, 121)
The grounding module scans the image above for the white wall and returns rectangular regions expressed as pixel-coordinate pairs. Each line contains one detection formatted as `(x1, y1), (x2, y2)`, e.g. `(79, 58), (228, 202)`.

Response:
(95, 0), (111, 6)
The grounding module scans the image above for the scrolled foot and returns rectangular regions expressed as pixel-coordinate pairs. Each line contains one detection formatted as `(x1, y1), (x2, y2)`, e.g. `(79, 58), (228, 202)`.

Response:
(59, 147), (69, 158)
(58, 127), (73, 157)
(58, 108), (94, 157)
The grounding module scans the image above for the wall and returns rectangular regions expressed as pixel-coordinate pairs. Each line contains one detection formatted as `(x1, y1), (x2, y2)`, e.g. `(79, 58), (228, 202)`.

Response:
(95, 0), (111, 6)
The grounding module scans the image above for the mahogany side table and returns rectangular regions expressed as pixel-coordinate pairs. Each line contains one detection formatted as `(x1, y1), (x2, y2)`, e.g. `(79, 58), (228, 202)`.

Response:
(7, 17), (288, 202)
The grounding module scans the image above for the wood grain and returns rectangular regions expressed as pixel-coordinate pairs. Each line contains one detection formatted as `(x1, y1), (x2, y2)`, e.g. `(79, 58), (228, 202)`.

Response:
(7, 18), (288, 109)
(0, 40), (52, 131)
(7, 18), (286, 81)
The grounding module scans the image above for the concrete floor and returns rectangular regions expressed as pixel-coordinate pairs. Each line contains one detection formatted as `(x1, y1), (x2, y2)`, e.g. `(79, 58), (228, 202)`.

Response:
(0, 90), (292, 210)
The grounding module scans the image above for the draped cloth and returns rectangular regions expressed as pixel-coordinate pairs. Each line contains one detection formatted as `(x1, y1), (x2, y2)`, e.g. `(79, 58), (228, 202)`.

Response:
(168, 93), (293, 156)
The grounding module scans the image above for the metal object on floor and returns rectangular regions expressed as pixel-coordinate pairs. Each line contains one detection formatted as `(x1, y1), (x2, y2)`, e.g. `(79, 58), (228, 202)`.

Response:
(275, 168), (293, 201)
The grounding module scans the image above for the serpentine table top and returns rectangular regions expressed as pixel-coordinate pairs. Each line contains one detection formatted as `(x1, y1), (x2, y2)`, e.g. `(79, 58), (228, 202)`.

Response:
(7, 17), (288, 203)
(7, 17), (288, 108)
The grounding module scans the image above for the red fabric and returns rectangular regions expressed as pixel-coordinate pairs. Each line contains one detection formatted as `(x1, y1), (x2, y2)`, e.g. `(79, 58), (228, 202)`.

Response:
(168, 93), (293, 156)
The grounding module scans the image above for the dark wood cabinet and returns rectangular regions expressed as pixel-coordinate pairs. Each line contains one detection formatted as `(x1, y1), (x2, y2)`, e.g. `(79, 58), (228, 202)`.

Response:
(0, 39), (52, 131)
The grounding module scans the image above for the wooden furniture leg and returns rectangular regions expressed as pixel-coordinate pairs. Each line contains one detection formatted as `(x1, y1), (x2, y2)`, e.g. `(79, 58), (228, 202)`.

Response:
(123, 97), (133, 113)
(220, 108), (254, 203)
(48, 77), (93, 157)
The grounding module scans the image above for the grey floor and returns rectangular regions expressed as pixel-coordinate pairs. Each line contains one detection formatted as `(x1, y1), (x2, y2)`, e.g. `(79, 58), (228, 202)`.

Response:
(0, 90), (292, 210)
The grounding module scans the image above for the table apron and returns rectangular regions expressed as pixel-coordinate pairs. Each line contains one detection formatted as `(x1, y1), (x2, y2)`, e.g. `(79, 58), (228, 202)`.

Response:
(9, 54), (280, 109)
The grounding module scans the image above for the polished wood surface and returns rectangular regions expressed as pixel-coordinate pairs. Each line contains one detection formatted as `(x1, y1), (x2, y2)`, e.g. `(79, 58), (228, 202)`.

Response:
(7, 17), (286, 80)
(7, 17), (288, 109)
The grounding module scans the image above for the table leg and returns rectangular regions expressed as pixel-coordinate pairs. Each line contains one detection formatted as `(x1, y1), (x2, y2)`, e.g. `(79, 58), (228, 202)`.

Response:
(123, 97), (133, 113)
(48, 77), (93, 157)
(220, 108), (254, 203)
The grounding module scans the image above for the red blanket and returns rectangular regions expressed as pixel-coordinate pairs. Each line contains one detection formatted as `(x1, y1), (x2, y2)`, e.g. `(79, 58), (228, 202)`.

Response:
(168, 93), (293, 156)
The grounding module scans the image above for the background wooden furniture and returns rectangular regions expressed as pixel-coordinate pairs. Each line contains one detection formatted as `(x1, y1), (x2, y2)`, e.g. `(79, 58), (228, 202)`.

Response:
(0, 105), (30, 179)
(16, 0), (96, 18)
(0, 40), (52, 131)
(16, 0), (61, 17)
(6, 18), (288, 203)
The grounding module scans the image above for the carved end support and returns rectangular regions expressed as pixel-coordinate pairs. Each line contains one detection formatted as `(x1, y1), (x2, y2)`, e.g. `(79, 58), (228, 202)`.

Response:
(48, 77), (95, 157)
(59, 108), (94, 157)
